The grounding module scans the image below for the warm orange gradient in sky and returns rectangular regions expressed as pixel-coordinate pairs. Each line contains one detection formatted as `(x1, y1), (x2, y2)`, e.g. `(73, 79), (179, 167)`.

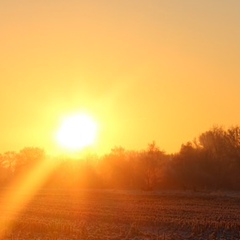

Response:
(1, 0), (240, 155)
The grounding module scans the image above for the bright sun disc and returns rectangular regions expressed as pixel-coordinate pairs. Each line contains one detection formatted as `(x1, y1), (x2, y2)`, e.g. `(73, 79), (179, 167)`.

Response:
(56, 114), (98, 151)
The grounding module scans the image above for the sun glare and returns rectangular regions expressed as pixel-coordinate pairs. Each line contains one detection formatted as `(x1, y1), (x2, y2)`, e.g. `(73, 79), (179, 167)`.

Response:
(56, 113), (98, 151)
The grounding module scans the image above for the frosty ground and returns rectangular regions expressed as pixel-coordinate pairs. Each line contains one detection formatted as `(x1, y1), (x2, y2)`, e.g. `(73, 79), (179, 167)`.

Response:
(0, 189), (240, 240)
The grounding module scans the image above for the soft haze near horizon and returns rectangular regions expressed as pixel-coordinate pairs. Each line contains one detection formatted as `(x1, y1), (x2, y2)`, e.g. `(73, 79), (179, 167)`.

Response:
(1, 0), (240, 155)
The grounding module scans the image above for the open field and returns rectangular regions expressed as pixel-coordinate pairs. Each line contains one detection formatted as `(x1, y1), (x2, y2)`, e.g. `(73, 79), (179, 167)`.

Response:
(0, 190), (240, 240)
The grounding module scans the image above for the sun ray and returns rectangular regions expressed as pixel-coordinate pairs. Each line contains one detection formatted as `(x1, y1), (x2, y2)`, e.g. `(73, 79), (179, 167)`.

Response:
(0, 158), (57, 238)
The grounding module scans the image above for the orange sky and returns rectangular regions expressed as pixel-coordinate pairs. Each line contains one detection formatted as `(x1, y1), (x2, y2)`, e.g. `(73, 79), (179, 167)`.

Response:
(1, 0), (240, 155)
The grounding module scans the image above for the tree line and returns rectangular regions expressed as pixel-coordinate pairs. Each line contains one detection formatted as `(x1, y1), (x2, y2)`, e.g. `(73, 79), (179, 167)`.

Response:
(1, 126), (240, 191)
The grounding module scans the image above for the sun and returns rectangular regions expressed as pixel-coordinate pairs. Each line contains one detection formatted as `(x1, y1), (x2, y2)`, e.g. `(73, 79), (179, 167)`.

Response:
(56, 113), (98, 151)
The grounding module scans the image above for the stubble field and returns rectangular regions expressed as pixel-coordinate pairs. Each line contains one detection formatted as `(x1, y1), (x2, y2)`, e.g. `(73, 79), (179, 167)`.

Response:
(0, 190), (240, 240)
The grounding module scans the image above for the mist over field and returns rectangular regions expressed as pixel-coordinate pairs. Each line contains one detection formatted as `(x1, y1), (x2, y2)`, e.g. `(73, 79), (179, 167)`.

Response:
(1, 126), (240, 191)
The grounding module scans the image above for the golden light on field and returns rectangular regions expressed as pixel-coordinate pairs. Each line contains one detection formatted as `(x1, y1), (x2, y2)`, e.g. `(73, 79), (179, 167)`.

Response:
(0, 158), (57, 238)
(56, 113), (98, 151)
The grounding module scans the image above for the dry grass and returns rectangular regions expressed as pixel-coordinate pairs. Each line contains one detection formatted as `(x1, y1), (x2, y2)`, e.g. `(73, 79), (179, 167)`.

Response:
(0, 190), (240, 239)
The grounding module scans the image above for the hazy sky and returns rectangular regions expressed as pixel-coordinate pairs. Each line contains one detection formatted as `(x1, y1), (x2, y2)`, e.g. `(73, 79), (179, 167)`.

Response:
(1, 0), (240, 154)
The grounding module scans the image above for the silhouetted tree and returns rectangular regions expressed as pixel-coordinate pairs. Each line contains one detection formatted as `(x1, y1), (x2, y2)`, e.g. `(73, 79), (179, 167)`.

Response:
(1, 151), (17, 175)
(100, 146), (134, 188)
(139, 142), (166, 190)
(0, 153), (13, 184)
(15, 147), (45, 175)
(199, 127), (233, 188)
